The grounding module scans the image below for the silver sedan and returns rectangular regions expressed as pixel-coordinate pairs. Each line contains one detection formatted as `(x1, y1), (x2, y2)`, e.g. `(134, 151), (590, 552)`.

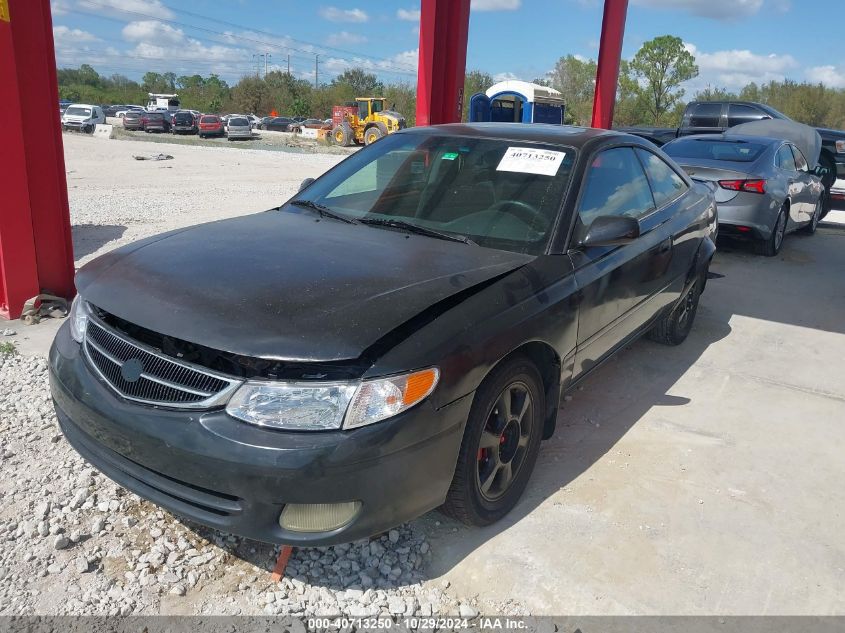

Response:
(663, 133), (825, 256)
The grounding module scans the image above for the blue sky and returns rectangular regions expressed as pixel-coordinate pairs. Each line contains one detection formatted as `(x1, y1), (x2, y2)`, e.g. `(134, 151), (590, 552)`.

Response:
(51, 0), (845, 92)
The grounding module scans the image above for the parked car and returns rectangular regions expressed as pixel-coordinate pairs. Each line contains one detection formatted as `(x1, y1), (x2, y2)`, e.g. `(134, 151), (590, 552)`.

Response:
(226, 116), (253, 141)
(122, 111), (144, 131)
(61, 104), (106, 133)
(103, 105), (127, 117)
(258, 116), (274, 129)
(50, 124), (717, 545)
(262, 116), (296, 132)
(172, 110), (198, 135)
(290, 118), (331, 133)
(116, 106), (145, 118)
(198, 114), (225, 138)
(141, 112), (171, 133)
(617, 100), (845, 213)
(664, 130), (825, 256)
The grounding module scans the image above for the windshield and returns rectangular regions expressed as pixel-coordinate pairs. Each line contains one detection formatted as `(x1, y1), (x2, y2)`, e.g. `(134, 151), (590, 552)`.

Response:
(229, 117), (249, 126)
(175, 113), (193, 122)
(665, 138), (767, 163)
(65, 107), (91, 117)
(292, 133), (575, 255)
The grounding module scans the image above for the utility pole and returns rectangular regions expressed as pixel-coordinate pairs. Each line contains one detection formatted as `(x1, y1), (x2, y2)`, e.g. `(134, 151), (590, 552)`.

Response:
(253, 53), (260, 78)
(315, 54), (319, 89)
(265, 53), (271, 77)
(287, 54), (290, 76)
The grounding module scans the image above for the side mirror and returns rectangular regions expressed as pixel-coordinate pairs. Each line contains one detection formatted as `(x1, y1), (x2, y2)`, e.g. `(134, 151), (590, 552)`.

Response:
(581, 215), (640, 247)
(298, 177), (315, 192)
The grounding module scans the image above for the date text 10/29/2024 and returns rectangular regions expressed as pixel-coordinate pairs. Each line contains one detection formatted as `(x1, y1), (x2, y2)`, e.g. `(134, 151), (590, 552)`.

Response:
(307, 617), (529, 630)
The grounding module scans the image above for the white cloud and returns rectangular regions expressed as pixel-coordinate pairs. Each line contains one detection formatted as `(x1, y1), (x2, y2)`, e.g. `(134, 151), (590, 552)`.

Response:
(631, 0), (788, 19)
(53, 25), (99, 45)
(684, 42), (798, 89)
(471, 0), (521, 10)
(77, 0), (175, 19)
(319, 6), (369, 23)
(51, 0), (71, 16)
(806, 65), (845, 89)
(122, 20), (184, 45)
(321, 47), (418, 79)
(397, 8), (421, 21)
(326, 31), (367, 46)
(493, 71), (520, 82)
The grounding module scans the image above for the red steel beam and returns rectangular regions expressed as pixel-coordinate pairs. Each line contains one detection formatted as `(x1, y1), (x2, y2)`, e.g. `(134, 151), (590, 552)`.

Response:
(591, 0), (629, 129)
(416, 0), (471, 126)
(0, 0), (75, 320)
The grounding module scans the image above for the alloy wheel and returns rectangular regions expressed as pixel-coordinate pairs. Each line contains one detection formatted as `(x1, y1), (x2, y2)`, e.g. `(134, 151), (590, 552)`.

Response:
(476, 381), (534, 502)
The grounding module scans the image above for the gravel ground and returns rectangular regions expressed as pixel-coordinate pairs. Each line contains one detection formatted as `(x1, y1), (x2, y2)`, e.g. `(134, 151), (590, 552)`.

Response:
(65, 132), (347, 268)
(1, 134), (526, 618)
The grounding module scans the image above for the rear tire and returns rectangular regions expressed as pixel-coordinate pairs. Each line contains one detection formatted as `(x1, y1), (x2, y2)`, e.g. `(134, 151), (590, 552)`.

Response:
(648, 271), (703, 346)
(441, 356), (545, 526)
(364, 125), (384, 146)
(758, 204), (787, 256)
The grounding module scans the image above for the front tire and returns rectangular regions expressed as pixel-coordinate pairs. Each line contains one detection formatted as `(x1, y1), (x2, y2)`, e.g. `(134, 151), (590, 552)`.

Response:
(441, 356), (545, 526)
(800, 197), (822, 235)
(364, 126), (383, 146)
(759, 204), (787, 257)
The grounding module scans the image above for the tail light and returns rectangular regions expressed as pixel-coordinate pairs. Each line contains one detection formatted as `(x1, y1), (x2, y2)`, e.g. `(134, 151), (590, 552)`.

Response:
(719, 179), (766, 194)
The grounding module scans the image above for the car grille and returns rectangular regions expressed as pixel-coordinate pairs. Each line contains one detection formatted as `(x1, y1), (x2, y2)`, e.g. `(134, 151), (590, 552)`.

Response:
(83, 316), (241, 408)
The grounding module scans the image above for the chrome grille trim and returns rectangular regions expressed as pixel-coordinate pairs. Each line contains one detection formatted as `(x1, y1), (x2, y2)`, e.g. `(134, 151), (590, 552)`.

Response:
(82, 313), (242, 409)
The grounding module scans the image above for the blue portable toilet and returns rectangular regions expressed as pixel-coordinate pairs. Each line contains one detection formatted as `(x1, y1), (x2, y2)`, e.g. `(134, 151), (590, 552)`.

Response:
(469, 80), (566, 125)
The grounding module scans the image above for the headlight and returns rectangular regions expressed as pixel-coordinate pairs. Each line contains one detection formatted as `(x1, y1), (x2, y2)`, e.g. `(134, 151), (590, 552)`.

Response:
(69, 295), (88, 343)
(225, 368), (439, 431)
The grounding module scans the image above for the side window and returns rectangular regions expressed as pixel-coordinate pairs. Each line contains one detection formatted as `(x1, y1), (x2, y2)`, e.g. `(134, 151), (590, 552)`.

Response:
(727, 104), (771, 127)
(790, 145), (809, 172)
(577, 147), (655, 230)
(688, 103), (722, 127)
(776, 145), (797, 171)
(636, 148), (688, 208)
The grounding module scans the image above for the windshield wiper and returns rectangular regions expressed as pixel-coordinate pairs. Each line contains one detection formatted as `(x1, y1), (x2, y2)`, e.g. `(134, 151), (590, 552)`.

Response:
(288, 199), (357, 224)
(358, 217), (476, 245)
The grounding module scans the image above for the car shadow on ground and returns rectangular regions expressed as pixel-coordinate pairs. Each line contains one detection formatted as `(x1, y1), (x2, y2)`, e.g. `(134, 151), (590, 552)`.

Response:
(420, 290), (733, 577)
(72, 224), (127, 260)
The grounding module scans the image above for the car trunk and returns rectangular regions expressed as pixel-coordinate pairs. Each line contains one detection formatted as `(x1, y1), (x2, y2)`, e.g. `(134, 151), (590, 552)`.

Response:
(675, 159), (756, 203)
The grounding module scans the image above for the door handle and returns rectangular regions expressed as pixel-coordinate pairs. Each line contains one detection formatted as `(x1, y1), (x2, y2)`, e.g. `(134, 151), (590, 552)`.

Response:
(658, 239), (673, 254)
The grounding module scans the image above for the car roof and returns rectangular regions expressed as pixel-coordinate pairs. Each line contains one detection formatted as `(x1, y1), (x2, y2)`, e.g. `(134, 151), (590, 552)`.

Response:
(68, 103), (96, 108)
(399, 123), (616, 148)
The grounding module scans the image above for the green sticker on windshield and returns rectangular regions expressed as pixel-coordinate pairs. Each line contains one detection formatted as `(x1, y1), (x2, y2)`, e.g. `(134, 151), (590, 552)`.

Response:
(442, 152), (459, 160)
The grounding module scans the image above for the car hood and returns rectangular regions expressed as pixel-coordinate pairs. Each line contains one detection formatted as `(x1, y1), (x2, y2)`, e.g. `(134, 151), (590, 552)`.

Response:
(76, 210), (533, 362)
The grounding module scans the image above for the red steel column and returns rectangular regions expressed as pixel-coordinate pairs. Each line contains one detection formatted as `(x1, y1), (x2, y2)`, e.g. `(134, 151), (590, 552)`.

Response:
(0, 0), (75, 320)
(416, 0), (471, 126)
(591, 0), (629, 129)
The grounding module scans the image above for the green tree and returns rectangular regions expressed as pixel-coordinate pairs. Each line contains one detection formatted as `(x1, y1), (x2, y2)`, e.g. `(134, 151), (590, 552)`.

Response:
(331, 69), (384, 97)
(549, 55), (597, 125)
(462, 70), (493, 121)
(629, 35), (698, 125)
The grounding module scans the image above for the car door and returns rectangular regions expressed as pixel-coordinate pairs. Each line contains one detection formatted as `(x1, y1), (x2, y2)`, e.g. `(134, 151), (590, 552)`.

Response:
(775, 143), (810, 224)
(680, 102), (725, 137)
(789, 144), (821, 220)
(569, 146), (680, 378)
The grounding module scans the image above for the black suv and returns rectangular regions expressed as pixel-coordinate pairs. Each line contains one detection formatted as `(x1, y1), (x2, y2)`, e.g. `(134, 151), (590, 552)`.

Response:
(172, 111), (198, 135)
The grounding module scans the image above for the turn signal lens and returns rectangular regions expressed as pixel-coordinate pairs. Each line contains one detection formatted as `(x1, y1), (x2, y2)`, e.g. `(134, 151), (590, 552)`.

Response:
(344, 368), (440, 429)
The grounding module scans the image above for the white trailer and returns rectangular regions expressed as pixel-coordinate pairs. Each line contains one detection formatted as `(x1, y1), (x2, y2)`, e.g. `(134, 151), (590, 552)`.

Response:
(146, 93), (180, 113)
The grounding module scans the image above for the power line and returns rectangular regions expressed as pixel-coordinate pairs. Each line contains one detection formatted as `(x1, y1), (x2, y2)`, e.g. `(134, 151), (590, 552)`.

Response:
(68, 1), (418, 76)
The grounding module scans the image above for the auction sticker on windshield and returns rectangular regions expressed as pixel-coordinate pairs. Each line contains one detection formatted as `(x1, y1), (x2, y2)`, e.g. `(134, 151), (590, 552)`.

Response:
(497, 147), (566, 176)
